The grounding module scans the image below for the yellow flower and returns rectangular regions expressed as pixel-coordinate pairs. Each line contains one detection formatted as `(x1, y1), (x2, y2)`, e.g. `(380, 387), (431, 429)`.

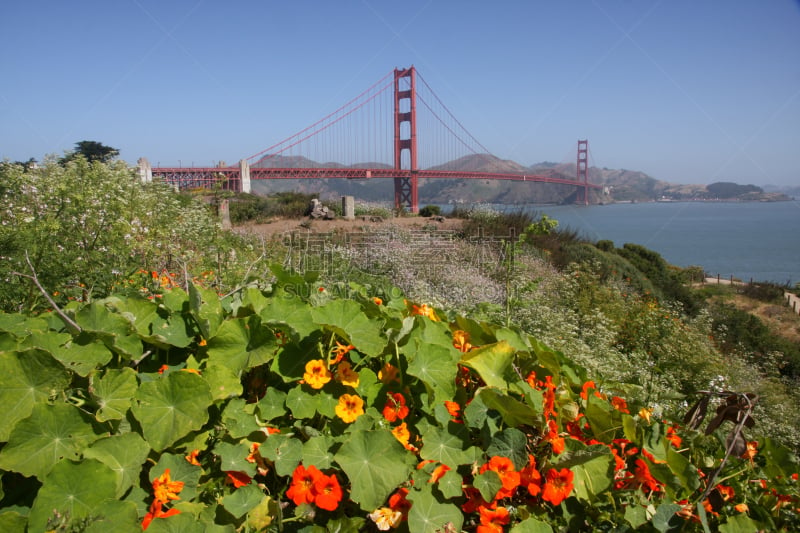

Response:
(303, 359), (332, 389)
(411, 303), (438, 321)
(335, 393), (364, 423)
(638, 407), (653, 424)
(452, 330), (472, 352)
(335, 361), (360, 388)
(368, 507), (403, 530)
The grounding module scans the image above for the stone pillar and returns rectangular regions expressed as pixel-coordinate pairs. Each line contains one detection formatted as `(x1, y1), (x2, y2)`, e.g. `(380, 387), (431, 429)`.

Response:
(137, 157), (152, 183)
(219, 199), (231, 230)
(239, 159), (251, 194)
(342, 195), (355, 220)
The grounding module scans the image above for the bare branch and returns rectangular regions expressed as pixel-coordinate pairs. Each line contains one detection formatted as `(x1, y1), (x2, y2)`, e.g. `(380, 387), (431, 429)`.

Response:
(11, 251), (82, 334)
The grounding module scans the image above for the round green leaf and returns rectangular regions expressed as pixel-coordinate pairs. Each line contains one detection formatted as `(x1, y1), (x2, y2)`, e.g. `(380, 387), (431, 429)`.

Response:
(28, 459), (117, 532)
(131, 371), (213, 452)
(222, 483), (264, 519)
(311, 300), (386, 357)
(334, 428), (415, 511)
(405, 342), (458, 403)
(0, 403), (101, 479)
(204, 363), (243, 402)
(207, 316), (280, 375)
(406, 486), (464, 533)
(84, 432), (150, 498)
(90, 367), (138, 422)
(0, 349), (70, 441)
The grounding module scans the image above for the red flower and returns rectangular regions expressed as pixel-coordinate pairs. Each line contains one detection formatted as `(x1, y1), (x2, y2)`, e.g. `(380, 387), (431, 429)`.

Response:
(542, 375), (557, 420)
(313, 472), (343, 511)
(382, 392), (410, 423)
(461, 486), (495, 514)
(388, 487), (412, 519)
(541, 468), (574, 506)
(225, 470), (252, 488)
(444, 400), (462, 423)
(286, 464), (322, 506)
(611, 396), (629, 414)
(543, 419), (565, 455)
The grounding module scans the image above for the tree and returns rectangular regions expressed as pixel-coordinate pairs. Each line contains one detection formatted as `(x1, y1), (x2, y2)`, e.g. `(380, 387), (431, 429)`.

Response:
(60, 140), (119, 164)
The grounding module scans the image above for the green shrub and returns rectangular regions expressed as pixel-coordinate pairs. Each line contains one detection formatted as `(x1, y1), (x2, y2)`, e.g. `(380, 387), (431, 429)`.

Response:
(418, 205), (441, 217)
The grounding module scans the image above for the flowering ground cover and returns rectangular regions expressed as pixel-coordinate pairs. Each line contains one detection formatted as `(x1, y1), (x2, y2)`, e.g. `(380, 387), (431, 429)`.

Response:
(0, 267), (797, 532)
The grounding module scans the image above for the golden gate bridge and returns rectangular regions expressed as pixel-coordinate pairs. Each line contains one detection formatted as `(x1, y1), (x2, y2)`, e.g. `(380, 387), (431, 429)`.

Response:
(137, 66), (601, 212)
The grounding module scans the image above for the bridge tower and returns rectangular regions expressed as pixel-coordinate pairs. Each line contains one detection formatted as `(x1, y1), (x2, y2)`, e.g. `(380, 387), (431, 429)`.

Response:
(576, 139), (589, 205)
(394, 67), (418, 213)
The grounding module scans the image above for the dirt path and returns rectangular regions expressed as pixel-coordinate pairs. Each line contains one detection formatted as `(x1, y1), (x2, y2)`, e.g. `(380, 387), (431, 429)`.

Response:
(233, 215), (466, 238)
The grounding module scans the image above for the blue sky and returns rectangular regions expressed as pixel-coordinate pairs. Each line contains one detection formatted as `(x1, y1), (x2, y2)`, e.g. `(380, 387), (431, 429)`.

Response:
(1, 1), (798, 186)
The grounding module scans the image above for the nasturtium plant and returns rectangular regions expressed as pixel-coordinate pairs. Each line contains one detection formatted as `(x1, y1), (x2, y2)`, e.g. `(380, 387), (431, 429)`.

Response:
(0, 275), (796, 532)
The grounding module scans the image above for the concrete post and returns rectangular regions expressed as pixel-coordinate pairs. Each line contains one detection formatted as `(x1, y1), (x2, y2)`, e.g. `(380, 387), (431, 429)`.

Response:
(342, 195), (355, 220)
(219, 199), (231, 230)
(137, 157), (152, 183)
(239, 159), (251, 194)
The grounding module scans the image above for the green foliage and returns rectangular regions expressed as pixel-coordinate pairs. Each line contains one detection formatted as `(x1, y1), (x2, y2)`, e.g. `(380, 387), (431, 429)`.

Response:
(229, 191), (317, 223)
(418, 204), (441, 217)
(0, 159), (259, 312)
(709, 301), (800, 378)
(59, 141), (119, 164)
(0, 281), (796, 532)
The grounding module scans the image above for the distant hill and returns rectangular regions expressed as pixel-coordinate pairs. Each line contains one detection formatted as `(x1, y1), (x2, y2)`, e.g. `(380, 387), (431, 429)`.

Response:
(249, 154), (790, 204)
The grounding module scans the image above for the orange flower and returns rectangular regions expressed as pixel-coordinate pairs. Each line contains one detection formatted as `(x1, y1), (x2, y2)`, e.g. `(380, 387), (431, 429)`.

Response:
(286, 464), (322, 506)
(477, 506), (510, 533)
(544, 419), (565, 455)
(313, 472), (343, 511)
(379, 363), (400, 384)
(144, 468), (184, 530)
(335, 393), (364, 423)
(372, 296), (383, 305)
(444, 400), (462, 422)
(666, 425), (682, 449)
(580, 380), (596, 400)
(410, 302), (438, 321)
(734, 503), (749, 513)
(303, 359), (332, 389)
(330, 341), (354, 364)
(142, 504), (180, 530)
(152, 469), (184, 505)
(480, 456), (520, 500)
(185, 449), (201, 466)
(157, 364), (169, 375)
(611, 396), (629, 414)
(391, 422), (418, 452)
(741, 441), (758, 464)
(542, 375), (557, 420)
(452, 330), (473, 352)
(429, 463), (451, 484)
(621, 459), (662, 494)
(225, 470), (252, 488)
(335, 360), (360, 388)
(541, 468), (574, 506)
(382, 392), (410, 423)
(525, 370), (537, 389)
(520, 455), (542, 497)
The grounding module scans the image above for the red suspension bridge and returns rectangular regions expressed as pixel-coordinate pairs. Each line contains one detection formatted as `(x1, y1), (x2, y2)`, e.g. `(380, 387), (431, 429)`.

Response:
(138, 66), (601, 212)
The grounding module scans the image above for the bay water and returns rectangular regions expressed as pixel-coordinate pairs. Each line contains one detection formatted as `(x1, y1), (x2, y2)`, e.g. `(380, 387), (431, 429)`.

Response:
(485, 201), (800, 285)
